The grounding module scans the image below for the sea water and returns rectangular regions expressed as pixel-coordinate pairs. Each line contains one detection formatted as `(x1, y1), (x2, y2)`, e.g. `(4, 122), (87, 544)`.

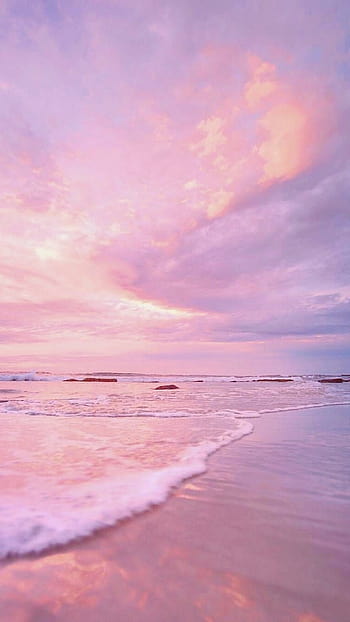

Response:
(1, 372), (350, 558)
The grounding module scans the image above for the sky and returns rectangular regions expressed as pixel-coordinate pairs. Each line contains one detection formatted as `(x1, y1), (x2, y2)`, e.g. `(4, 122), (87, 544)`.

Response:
(0, 0), (350, 374)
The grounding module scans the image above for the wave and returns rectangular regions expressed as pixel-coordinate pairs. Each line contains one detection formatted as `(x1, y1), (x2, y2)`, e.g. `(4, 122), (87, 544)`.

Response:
(1, 372), (350, 559)
(259, 401), (350, 414)
(0, 372), (65, 382)
(0, 371), (340, 383)
(0, 420), (252, 559)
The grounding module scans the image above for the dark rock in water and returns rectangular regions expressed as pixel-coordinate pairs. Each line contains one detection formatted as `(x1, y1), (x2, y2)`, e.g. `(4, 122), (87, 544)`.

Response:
(64, 377), (118, 383)
(255, 378), (293, 382)
(154, 384), (179, 390)
(319, 378), (344, 383)
(82, 377), (118, 382)
(193, 380), (204, 382)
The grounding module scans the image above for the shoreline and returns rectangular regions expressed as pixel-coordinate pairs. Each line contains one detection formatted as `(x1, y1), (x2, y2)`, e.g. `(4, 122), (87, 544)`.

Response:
(1, 404), (349, 621)
(2, 397), (350, 562)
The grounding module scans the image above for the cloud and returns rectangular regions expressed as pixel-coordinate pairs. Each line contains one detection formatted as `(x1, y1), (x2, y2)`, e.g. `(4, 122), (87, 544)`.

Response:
(117, 165), (350, 341)
(0, 0), (349, 371)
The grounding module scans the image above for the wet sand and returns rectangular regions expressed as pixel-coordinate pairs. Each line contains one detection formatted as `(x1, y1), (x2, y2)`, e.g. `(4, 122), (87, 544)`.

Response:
(1, 405), (349, 622)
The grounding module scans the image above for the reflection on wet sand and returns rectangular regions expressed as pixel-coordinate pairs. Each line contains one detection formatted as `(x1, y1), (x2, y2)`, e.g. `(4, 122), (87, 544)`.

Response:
(0, 531), (331, 622)
(0, 551), (108, 620)
(298, 615), (326, 622)
(1, 406), (349, 622)
(1, 548), (252, 621)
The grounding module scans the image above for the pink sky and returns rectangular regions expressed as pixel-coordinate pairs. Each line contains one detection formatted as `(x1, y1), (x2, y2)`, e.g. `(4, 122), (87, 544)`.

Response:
(1, 0), (350, 374)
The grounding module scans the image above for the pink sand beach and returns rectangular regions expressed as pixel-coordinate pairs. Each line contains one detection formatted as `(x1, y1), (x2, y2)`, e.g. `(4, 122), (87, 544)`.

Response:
(1, 396), (349, 622)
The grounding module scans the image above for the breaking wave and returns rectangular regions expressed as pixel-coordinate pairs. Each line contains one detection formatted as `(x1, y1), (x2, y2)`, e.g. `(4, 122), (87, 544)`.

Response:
(0, 419), (252, 558)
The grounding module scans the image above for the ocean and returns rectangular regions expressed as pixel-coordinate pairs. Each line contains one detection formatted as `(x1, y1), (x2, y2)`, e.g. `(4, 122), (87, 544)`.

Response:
(1, 371), (349, 560)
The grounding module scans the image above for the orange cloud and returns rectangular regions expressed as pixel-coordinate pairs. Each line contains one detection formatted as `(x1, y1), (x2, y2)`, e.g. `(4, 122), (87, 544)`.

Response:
(258, 103), (309, 183)
(245, 55), (277, 109)
(191, 116), (227, 157)
(245, 79), (277, 109)
(206, 189), (234, 219)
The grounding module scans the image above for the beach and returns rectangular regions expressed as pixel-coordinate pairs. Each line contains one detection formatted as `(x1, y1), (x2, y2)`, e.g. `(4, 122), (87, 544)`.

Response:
(2, 1), (350, 619)
(1, 378), (349, 622)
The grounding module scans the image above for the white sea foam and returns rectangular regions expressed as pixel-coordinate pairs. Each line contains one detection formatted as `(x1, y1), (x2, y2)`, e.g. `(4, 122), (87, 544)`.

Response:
(0, 371), (331, 383)
(232, 410), (262, 418)
(260, 401), (350, 415)
(0, 372), (65, 382)
(1, 374), (350, 559)
(0, 420), (252, 558)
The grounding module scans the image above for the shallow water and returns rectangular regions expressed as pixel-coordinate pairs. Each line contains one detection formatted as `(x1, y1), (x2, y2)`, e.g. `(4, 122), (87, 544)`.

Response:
(1, 377), (350, 558)
(0, 404), (349, 622)
(172, 405), (350, 621)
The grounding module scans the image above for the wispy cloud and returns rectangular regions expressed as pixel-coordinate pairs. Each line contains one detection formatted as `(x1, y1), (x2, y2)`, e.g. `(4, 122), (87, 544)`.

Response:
(1, 0), (349, 372)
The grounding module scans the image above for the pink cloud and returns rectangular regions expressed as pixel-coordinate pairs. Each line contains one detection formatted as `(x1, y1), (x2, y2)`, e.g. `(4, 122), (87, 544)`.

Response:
(0, 0), (349, 372)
